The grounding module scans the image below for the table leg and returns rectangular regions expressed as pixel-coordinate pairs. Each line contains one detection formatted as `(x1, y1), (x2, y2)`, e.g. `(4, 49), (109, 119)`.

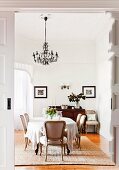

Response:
(66, 145), (70, 155)
(35, 143), (39, 155)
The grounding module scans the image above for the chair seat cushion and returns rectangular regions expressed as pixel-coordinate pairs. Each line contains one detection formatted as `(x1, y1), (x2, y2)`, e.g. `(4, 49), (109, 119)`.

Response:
(40, 136), (67, 146)
(86, 120), (99, 125)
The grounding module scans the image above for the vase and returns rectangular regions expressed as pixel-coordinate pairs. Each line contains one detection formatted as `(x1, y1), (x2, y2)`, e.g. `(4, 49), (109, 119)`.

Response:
(50, 115), (54, 119)
(75, 101), (80, 108)
(50, 113), (56, 119)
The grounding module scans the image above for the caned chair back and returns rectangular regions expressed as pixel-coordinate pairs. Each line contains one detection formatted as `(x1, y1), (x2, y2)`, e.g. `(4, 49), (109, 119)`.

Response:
(24, 113), (29, 126)
(45, 121), (66, 141)
(20, 115), (27, 133)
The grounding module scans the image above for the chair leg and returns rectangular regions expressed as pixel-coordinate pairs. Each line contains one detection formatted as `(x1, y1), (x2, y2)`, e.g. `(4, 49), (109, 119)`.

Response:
(86, 125), (88, 133)
(78, 136), (81, 149)
(45, 145), (48, 161)
(28, 139), (31, 145)
(35, 143), (39, 155)
(24, 137), (28, 150)
(94, 125), (96, 133)
(61, 146), (63, 161)
(66, 144), (70, 155)
(95, 124), (99, 133)
(40, 143), (42, 156)
(97, 124), (99, 133)
(64, 144), (66, 155)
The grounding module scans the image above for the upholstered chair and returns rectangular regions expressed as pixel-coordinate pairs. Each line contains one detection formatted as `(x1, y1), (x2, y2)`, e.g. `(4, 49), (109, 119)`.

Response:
(20, 115), (28, 150)
(76, 114), (86, 148)
(39, 121), (68, 161)
(86, 110), (99, 133)
(80, 115), (87, 132)
(24, 113), (29, 126)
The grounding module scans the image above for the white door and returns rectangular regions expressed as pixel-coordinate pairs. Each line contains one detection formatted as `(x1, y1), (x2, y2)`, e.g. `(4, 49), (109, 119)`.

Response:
(0, 12), (14, 170)
(109, 12), (119, 164)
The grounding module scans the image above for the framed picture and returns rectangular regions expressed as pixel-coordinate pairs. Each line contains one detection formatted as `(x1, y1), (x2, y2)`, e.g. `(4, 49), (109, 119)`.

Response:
(82, 86), (96, 98)
(34, 86), (47, 98)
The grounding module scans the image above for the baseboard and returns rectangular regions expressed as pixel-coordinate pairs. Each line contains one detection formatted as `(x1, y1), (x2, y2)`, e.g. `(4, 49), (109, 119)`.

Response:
(99, 132), (114, 161)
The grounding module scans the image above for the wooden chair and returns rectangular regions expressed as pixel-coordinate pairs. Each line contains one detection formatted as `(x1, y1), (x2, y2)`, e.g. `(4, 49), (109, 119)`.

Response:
(20, 115), (28, 150)
(39, 120), (68, 161)
(24, 113), (29, 126)
(76, 114), (86, 148)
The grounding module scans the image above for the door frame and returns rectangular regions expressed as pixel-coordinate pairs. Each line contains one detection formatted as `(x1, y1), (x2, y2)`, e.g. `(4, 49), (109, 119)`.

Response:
(0, 1), (119, 169)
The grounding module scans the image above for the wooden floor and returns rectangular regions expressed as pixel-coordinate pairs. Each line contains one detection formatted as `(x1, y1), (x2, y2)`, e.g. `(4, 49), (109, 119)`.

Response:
(15, 133), (119, 170)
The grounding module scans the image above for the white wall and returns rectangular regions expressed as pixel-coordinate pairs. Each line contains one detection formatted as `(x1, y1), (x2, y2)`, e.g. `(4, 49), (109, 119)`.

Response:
(14, 69), (33, 130)
(96, 15), (114, 155)
(15, 35), (96, 117)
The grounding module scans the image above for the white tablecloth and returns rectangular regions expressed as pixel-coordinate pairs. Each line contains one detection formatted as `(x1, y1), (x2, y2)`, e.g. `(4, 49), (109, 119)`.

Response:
(26, 117), (78, 151)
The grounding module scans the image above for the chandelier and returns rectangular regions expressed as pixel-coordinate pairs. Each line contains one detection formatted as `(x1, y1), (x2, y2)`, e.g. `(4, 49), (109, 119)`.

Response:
(32, 16), (59, 65)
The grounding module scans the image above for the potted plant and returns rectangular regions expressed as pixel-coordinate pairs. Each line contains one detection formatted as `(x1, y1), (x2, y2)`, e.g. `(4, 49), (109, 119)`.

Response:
(46, 107), (57, 119)
(68, 92), (86, 108)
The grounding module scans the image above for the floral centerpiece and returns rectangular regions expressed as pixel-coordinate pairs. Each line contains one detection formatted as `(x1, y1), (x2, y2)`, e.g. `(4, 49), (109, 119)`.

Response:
(46, 107), (57, 119)
(68, 92), (86, 108)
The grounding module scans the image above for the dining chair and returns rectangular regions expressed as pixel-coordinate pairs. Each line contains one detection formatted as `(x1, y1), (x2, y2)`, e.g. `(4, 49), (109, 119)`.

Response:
(76, 113), (82, 127)
(20, 115), (28, 150)
(75, 113), (82, 148)
(79, 114), (86, 133)
(24, 113), (29, 126)
(39, 120), (68, 161)
(75, 114), (86, 148)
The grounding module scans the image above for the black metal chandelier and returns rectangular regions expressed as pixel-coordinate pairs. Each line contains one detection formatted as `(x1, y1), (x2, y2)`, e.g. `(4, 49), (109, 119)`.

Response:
(32, 16), (59, 65)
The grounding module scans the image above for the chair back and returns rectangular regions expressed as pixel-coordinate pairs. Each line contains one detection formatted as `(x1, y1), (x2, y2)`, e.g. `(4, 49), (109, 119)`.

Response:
(20, 115), (27, 133)
(45, 121), (66, 141)
(80, 115), (86, 125)
(76, 113), (82, 126)
(77, 114), (86, 133)
(86, 110), (97, 121)
(24, 113), (29, 126)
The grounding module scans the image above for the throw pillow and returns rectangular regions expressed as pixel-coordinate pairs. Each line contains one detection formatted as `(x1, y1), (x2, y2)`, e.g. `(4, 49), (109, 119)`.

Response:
(87, 114), (97, 121)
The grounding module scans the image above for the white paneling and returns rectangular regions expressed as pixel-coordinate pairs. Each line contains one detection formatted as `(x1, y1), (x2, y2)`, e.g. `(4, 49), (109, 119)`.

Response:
(0, 55), (5, 84)
(0, 12), (14, 170)
(0, 18), (6, 45)
(0, 93), (5, 110)
(114, 126), (119, 165)
(0, 127), (6, 168)
(115, 56), (119, 84)
(114, 20), (118, 45)
(114, 94), (119, 110)
(110, 20), (119, 46)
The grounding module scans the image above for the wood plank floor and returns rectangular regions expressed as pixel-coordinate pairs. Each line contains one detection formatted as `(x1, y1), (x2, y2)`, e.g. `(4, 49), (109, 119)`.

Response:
(15, 132), (119, 170)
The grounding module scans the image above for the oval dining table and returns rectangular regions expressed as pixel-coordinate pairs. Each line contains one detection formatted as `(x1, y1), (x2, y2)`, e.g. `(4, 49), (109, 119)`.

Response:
(26, 116), (78, 155)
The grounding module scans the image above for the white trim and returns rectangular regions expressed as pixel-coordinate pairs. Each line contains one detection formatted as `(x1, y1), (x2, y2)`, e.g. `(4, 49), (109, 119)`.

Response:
(0, 18), (6, 45)
(14, 62), (33, 82)
(0, 127), (6, 168)
(0, 1), (119, 11)
(0, 55), (5, 85)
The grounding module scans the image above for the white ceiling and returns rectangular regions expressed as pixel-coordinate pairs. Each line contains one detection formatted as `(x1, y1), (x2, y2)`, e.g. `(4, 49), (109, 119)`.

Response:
(15, 12), (107, 41)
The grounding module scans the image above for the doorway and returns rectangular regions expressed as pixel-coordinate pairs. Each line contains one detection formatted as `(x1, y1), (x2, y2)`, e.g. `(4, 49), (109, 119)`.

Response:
(14, 11), (115, 166)
(14, 69), (33, 130)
